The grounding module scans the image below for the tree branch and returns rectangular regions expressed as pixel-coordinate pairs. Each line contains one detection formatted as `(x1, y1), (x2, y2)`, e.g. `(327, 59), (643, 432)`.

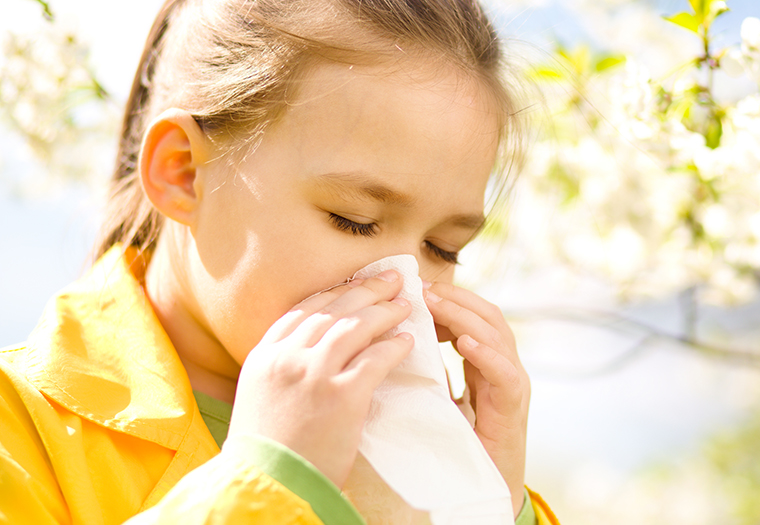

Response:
(31, 0), (54, 21)
(503, 306), (760, 369)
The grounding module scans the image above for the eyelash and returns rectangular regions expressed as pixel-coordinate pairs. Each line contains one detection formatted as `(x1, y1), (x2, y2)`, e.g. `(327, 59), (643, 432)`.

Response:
(328, 213), (378, 237)
(425, 242), (459, 265)
(328, 213), (460, 264)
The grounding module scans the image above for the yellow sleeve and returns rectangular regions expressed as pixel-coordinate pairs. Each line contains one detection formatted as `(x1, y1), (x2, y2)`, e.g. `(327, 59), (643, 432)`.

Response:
(124, 449), (325, 525)
(528, 487), (561, 525)
(0, 355), (71, 524)
(127, 436), (364, 525)
(0, 356), (359, 525)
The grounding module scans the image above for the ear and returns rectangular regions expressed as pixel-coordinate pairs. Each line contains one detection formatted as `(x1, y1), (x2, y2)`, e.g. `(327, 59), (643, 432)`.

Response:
(139, 108), (210, 226)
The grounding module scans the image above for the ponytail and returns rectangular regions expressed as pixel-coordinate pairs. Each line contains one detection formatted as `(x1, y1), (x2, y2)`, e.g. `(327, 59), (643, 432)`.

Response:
(94, 0), (182, 259)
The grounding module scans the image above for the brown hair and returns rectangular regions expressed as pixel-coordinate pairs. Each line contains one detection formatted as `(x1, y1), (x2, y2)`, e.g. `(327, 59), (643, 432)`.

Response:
(94, 0), (526, 259)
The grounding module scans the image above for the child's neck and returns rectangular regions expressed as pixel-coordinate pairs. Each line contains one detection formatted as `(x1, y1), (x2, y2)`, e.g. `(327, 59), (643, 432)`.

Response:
(144, 232), (240, 405)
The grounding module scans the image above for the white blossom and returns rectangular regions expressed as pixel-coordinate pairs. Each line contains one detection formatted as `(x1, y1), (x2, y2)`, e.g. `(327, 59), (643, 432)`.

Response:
(505, 21), (760, 306)
(741, 17), (760, 50)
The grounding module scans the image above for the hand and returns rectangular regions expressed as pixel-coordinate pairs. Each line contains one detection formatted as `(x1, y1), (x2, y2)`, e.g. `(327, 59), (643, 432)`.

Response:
(228, 271), (414, 488)
(424, 282), (530, 518)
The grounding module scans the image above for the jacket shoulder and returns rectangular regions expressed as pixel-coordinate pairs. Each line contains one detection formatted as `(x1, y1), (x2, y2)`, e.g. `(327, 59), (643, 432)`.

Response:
(0, 344), (36, 383)
(1, 342), (28, 352)
(0, 343), (30, 361)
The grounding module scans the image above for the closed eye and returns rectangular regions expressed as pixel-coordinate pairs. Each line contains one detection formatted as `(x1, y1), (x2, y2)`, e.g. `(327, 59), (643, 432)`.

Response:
(329, 213), (459, 264)
(424, 241), (459, 265)
(328, 213), (378, 237)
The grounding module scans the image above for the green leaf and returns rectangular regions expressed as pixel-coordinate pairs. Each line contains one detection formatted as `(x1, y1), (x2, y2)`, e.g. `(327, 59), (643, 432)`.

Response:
(689, 0), (706, 18)
(571, 46), (591, 75)
(671, 97), (695, 123)
(705, 114), (723, 149)
(556, 45), (592, 76)
(547, 162), (580, 206)
(595, 55), (626, 73)
(664, 12), (701, 34)
(528, 67), (564, 81)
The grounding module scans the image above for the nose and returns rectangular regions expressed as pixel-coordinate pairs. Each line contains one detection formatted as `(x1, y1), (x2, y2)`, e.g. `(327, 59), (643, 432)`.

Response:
(353, 237), (455, 284)
(373, 246), (454, 284)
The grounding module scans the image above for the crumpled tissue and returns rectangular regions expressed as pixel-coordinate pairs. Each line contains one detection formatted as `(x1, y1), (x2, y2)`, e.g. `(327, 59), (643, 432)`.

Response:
(340, 255), (513, 525)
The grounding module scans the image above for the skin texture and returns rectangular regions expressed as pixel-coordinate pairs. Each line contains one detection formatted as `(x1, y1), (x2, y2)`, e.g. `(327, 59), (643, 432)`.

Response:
(140, 58), (529, 515)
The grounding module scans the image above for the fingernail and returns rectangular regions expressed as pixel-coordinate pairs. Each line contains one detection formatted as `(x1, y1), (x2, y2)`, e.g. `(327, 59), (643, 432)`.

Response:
(377, 270), (399, 282)
(422, 280), (432, 289)
(391, 296), (408, 306)
(460, 334), (476, 349)
(398, 332), (413, 341)
(348, 278), (364, 287)
(424, 290), (441, 303)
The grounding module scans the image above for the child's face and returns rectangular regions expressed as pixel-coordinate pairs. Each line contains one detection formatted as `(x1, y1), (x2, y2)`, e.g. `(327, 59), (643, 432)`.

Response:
(188, 60), (501, 364)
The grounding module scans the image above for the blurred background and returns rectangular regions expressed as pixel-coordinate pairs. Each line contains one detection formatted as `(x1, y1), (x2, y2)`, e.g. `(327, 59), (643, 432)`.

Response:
(1, 0), (759, 523)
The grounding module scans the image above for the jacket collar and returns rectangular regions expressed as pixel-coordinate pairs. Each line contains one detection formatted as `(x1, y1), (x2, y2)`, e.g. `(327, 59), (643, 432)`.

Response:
(22, 245), (204, 451)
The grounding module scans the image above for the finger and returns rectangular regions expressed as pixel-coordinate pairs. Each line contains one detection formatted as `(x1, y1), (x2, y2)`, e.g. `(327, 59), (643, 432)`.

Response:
(463, 360), (479, 413)
(457, 335), (518, 390)
(291, 270), (404, 348)
(315, 297), (412, 372)
(427, 282), (509, 331)
(262, 282), (357, 344)
(425, 290), (516, 361)
(339, 333), (414, 395)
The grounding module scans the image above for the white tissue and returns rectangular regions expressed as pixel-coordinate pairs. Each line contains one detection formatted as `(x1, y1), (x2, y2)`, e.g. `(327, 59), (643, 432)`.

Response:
(341, 255), (513, 525)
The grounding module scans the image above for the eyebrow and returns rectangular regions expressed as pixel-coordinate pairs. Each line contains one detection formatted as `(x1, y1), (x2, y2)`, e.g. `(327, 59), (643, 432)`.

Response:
(314, 172), (416, 207)
(448, 213), (486, 231)
(313, 171), (486, 231)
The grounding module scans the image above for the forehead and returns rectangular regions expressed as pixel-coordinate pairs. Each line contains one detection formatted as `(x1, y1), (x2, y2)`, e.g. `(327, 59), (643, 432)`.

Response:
(266, 58), (501, 198)
(287, 59), (499, 149)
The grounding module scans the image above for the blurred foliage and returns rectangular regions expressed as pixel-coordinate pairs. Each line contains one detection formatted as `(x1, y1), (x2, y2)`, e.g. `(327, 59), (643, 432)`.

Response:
(706, 407), (760, 524)
(664, 0), (729, 36)
(511, 0), (760, 308)
(0, 1), (118, 191)
(626, 405), (760, 524)
(502, 2), (760, 523)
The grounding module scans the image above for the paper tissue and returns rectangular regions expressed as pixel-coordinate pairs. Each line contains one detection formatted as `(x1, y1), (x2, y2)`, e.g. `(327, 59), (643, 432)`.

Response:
(341, 255), (513, 525)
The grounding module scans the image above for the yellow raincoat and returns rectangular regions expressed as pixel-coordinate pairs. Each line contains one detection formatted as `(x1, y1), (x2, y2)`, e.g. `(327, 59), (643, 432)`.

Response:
(0, 247), (559, 525)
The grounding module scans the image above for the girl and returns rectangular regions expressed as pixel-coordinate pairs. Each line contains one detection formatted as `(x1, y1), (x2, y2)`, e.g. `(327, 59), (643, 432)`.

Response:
(0, 0), (558, 523)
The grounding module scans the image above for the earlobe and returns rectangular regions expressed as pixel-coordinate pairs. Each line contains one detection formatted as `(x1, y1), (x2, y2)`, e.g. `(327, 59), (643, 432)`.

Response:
(139, 108), (209, 226)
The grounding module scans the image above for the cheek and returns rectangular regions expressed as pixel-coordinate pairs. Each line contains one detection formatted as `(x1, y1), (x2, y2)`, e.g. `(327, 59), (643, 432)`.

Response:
(192, 187), (259, 281)
(205, 240), (365, 363)
(419, 263), (455, 285)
